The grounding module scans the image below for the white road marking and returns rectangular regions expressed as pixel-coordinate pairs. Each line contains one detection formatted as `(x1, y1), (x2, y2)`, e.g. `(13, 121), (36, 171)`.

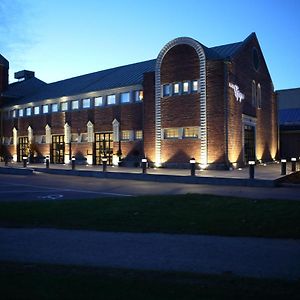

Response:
(0, 182), (133, 197)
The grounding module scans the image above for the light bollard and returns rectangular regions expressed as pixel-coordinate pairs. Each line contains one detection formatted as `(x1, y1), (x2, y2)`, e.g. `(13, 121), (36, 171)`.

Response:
(102, 157), (108, 172)
(71, 156), (76, 170)
(141, 158), (147, 174)
(190, 158), (196, 177)
(23, 156), (28, 168)
(291, 158), (296, 172)
(281, 159), (287, 175)
(248, 160), (255, 179)
(45, 156), (50, 169)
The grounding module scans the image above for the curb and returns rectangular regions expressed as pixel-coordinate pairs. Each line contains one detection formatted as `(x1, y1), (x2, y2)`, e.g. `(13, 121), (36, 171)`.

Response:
(32, 168), (278, 187)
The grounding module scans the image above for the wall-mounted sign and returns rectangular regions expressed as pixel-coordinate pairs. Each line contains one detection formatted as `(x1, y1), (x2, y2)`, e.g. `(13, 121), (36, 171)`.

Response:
(229, 82), (245, 102)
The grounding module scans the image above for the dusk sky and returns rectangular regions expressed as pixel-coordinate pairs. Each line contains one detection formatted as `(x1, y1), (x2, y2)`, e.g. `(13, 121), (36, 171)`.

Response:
(0, 0), (299, 90)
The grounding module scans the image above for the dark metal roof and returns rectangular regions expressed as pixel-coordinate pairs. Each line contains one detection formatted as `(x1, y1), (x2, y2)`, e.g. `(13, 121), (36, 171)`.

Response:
(279, 108), (300, 125)
(210, 42), (243, 60)
(8, 59), (156, 105)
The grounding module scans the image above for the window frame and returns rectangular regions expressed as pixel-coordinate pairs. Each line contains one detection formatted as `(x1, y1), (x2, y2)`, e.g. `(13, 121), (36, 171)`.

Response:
(52, 103), (58, 113)
(107, 94), (116, 105)
(42, 105), (49, 114)
(94, 96), (104, 107)
(82, 98), (91, 109)
(26, 107), (32, 116)
(61, 102), (69, 111)
(164, 128), (179, 139)
(162, 84), (171, 97)
(34, 106), (40, 115)
(120, 92), (130, 104)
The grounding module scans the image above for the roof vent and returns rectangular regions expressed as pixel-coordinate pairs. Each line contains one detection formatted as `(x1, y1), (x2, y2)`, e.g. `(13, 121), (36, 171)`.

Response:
(14, 70), (35, 81)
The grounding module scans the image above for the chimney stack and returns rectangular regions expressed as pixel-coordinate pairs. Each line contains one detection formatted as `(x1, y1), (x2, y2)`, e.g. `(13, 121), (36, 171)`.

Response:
(0, 54), (9, 93)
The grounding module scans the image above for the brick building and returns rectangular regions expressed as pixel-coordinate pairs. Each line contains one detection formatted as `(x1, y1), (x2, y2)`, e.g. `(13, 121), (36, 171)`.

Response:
(276, 88), (300, 159)
(0, 32), (278, 169)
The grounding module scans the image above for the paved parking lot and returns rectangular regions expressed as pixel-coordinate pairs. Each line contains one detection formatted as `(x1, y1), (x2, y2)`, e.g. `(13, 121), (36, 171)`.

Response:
(0, 171), (299, 202)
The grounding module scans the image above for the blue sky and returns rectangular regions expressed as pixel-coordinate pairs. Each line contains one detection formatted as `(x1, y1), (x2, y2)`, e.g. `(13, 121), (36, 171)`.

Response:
(0, 0), (299, 90)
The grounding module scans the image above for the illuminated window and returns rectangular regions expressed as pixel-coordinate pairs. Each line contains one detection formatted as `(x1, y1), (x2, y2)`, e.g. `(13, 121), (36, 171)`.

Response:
(135, 90), (143, 102)
(121, 130), (131, 140)
(173, 83), (180, 95)
(12, 110), (17, 118)
(34, 106), (40, 115)
(107, 94), (116, 105)
(257, 83), (262, 109)
(183, 127), (198, 138)
(164, 128), (179, 139)
(120, 92), (130, 103)
(163, 84), (170, 97)
(61, 102), (68, 111)
(19, 109), (24, 117)
(135, 130), (143, 140)
(52, 103), (58, 112)
(72, 100), (79, 110)
(183, 81), (189, 93)
(252, 80), (256, 107)
(192, 80), (198, 92)
(82, 98), (90, 108)
(94, 96), (103, 107)
(26, 107), (32, 116)
(42, 105), (49, 114)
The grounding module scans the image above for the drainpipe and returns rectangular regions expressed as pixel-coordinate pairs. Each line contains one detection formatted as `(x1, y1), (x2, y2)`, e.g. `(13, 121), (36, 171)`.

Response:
(224, 60), (231, 169)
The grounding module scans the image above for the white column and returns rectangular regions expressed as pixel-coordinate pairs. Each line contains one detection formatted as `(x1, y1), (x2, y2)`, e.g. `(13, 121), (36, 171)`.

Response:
(112, 119), (120, 142)
(87, 121), (94, 143)
(64, 123), (71, 143)
(28, 126), (33, 144)
(45, 124), (51, 144)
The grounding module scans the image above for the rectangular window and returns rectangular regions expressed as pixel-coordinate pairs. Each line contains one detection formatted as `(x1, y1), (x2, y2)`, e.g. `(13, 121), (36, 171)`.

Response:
(19, 109), (24, 117)
(34, 106), (40, 115)
(82, 98), (91, 108)
(71, 133), (78, 142)
(72, 100), (79, 110)
(61, 102), (68, 111)
(42, 105), (49, 114)
(52, 103), (58, 112)
(163, 84), (170, 97)
(183, 81), (189, 93)
(26, 107), (32, 116)
(173, 83), (180, 95)
(183, 127), (198, 138)
(120, 92), (130, 103)
(135, 130), (143, 140)
(107, 94), (116, 105)
(135, 90), (143, 102)
(192, 80), (198, 92)
(12, 110), (17, 118)
(121, 130), (131, 140)
(94, 96), (103, 107)
(164, 128), (179, 139)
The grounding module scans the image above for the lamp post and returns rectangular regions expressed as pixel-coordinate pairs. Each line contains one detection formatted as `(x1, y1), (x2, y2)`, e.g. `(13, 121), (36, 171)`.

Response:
(190, 158), (196, 177)
(71, 156), (76, 170)
(248, 160), (255, 179)
(281, 159), (287, 175)
(23, 156), (27, 168)
(102, 157), (108, 172)
(291, 158), (296, 172)
(141, 158), (147, 174)
(45, 156), (50, 169)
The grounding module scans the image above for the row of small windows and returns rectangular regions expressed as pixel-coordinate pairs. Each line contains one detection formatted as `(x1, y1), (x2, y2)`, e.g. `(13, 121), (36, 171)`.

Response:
(252, 81), (262, 109)
(9, 90), (144, 118)
(162, 80), (199, 97)
(163, 127), (199, 139)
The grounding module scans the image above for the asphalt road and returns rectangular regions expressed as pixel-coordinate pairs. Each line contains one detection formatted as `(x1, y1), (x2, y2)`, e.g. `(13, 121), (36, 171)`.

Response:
(0, 172), (299, 201)
(1, 228), (299, 280)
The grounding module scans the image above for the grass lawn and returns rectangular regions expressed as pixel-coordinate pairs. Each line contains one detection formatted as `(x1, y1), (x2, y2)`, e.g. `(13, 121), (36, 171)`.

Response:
(0, 194), (299, 238)
(1, 262), (299, 300)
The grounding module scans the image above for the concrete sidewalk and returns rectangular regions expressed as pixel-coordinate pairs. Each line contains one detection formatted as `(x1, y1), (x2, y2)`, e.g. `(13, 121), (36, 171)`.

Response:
(1, 228), (299, 280)
(1, 161), (295, 187)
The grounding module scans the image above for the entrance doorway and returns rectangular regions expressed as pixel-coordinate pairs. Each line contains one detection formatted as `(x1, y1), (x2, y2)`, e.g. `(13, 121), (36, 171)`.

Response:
(94, 132), (113, 165)
(244, 125), (256, 162)
(17, 137), (29, 162)
(51, 135), (65, 164)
